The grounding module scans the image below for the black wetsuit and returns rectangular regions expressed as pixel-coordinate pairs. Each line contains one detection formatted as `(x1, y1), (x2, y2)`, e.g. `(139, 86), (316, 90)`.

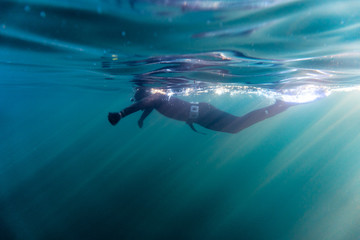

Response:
(113, 93), (294, 134)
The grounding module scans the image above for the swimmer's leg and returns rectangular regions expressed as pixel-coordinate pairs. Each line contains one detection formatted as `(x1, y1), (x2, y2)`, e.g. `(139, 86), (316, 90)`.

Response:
(197, 100), (298, 133)
(228, 99), (298, 133)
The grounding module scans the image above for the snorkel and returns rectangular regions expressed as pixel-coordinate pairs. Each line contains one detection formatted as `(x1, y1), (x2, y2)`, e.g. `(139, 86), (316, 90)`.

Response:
(131, 87), (151, 102)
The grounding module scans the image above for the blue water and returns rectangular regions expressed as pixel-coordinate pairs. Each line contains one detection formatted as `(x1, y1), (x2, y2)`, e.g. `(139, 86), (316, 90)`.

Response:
(1, 1), (360, 239)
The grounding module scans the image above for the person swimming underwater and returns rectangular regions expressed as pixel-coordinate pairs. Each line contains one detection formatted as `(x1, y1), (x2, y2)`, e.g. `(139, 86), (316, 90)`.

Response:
(108, 88), (298, 134)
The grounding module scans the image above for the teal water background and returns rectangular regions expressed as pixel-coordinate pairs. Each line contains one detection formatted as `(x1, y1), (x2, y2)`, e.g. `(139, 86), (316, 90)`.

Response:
(1, 1), (360, 239)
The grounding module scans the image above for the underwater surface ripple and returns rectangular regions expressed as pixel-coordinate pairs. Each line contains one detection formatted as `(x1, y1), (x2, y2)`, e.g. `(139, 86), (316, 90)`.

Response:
(1, 1), (360, 240)
(2, 0), (360, 92)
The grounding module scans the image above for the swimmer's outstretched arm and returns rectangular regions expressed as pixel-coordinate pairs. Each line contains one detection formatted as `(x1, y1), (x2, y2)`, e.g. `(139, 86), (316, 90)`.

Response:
(108, 96), (157, 126)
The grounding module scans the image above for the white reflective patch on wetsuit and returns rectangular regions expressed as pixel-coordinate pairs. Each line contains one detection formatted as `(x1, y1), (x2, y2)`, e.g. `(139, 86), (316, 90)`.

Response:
(189, 102), (199, 120)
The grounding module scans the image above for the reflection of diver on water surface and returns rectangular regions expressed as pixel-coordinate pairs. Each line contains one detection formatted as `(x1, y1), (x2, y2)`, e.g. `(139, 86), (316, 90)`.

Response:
(108, 88), (299, 134)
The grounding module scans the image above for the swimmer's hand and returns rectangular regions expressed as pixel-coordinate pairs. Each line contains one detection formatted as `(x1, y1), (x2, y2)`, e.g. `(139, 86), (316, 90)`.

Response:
(138, 120), (143, 128)
(108, 112), (122, 126)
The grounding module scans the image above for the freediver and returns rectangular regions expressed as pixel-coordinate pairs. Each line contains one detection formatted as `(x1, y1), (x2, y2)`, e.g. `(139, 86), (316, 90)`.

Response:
(108, 88), (298, 134)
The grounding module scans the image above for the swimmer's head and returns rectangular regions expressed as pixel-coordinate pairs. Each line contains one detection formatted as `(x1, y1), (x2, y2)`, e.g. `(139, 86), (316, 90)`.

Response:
(131, 88), (151, 102)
